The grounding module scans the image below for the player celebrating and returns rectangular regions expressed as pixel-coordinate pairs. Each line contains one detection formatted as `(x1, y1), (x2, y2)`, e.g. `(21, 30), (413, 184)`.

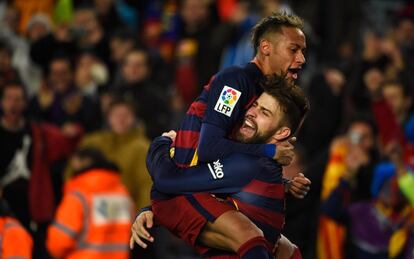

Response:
(147, 75), (309, 258)
(132, 12), (308, 258)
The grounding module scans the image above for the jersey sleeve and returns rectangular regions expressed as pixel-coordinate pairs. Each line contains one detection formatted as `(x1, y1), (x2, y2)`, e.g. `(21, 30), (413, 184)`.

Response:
(147, 136), (260, 194)
(197, 69), (274, 162)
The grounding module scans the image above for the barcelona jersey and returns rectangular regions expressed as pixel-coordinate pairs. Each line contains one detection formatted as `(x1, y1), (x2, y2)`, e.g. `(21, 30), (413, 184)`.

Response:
(172, 62), (264, 167)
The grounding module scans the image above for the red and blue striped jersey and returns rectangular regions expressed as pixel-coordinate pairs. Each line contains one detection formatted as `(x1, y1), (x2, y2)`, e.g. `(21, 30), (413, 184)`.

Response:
(172, 62), (265, 167)
(148, 137), (285, 244)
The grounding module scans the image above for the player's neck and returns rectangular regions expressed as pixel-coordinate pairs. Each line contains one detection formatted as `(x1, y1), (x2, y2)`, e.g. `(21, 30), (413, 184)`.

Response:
(252, 56), (271, 75)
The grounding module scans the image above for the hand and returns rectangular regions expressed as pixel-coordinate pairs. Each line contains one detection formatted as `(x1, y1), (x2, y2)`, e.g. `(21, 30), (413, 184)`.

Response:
(63, 93), (83, 115)
(38, 87), (54, 109)
(162, 130), (177, 142)
(324, 68), (345, 95)
(273, 234), (297, 258)
(129, 211), (154, 249)
(273, 138), (295, 166)
(287, 173), (311, 199)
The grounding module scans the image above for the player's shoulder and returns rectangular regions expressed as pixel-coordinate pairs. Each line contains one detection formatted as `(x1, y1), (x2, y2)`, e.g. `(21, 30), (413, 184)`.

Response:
(215, 63), (251, 82)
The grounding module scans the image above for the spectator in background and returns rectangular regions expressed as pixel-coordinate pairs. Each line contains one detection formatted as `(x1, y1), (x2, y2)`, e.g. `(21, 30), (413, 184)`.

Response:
(174, 0), (234, 106)
(317, 115), (380, 259)
(300, 65), (346, 158)
(47, 147), (133, 259)
(0, 185), (33, 259)
(93, 0), (124, 35)
(71, 97), (152, 211)
(0, 41), (20, 88)
(72, 6), (111, 66)
(0, 7), (43, 95)
(74, 51), (109, 99)
(110, 29), (137, 85)
(381, 80), (413, 130)
(349, 31), (404, 113)
(0, 82), (81, 258)
(220, 0), (259, 69)
(29, 55), (100, 132)
(115, 49), (170, 138)
(320, 156), (414, 259)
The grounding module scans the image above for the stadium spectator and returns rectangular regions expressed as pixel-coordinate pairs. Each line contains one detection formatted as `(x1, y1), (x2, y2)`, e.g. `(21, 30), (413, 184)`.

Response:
(29, 55), (100, 132)
(317, 115), (380, 259)
(47, 147), (133, 259)
(114, 48), (170, 138)
(0, 82), (81, 258)
(70, 97), (152, 210)
(0, 187), (33, 259)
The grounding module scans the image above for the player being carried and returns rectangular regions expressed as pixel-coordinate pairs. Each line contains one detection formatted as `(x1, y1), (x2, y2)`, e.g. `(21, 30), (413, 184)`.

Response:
(132, 12), (310, 258)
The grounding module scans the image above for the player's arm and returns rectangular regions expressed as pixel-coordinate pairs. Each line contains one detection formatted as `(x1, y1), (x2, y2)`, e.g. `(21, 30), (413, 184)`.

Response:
(147, 136), (259, 194)
(197, 72), (276, 162)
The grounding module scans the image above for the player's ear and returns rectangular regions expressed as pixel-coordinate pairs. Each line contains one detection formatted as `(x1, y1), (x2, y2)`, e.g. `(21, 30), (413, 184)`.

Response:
(259, 39), (271, 56)
(274, 127), (291, 141)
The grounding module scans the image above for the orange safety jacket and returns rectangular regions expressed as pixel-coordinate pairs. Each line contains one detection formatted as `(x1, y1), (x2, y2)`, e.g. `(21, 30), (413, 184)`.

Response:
(0, 217), (33, 259)
(47, 168), (134, 259)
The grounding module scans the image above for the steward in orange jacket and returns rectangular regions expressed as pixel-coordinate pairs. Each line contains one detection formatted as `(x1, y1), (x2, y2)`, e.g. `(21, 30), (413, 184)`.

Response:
(47, 148), (134, 259)
(0, 199), (32, 259)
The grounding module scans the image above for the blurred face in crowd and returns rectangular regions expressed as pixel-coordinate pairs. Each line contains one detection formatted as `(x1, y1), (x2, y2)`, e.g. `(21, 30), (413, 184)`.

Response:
(347, 121), (374, 152)
(110, 37), (135, 63)
(180, 0), (209, 26)
(382, 83), (411, 119)
(394, 18), (414, 48)
(122, 51), (149, 84)
(1, 85), (26, 120)
(261, 27), (306, 80)
(27, 21), (50, 42)
(49, 58), (73, 93)
(0, 49), (12, 72)
(94, 0), (114, 15)
(108, 104), (136, 135)
(73, 9), (100, 35)
(236, 93), (290, 144)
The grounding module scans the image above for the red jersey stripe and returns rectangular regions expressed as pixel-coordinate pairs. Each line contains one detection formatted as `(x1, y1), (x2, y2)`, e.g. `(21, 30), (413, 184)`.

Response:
(174, 130), (200, 149)
(242, 179), (285, 199)
(187, 101), (207, 118)
(234, 199), (285, 230)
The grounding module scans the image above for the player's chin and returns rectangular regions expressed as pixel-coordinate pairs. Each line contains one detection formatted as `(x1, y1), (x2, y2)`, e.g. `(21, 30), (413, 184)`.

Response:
(238, 127), (256, 142)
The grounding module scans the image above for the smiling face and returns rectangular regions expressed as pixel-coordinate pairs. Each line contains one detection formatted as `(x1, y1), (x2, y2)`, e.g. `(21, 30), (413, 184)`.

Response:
(236, 92), (288, 144)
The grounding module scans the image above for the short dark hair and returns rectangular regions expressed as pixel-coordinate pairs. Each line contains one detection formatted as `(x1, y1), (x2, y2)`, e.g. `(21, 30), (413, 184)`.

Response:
(107, 95), (137, 116)
(0, 81), (27, 100)
(251, 12), (304, 55)
(261, 74), (309, 136)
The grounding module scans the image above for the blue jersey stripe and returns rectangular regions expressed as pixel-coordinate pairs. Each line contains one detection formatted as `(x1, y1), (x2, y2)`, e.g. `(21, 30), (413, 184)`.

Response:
(231, 191), (284, 213)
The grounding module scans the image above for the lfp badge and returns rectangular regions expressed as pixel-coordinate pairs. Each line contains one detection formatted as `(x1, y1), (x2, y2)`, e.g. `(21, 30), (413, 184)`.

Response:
(214, 86), (242, 117)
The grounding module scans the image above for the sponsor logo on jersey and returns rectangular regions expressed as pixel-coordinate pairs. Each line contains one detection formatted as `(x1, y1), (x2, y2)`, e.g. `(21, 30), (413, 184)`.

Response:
(208, 159), (224, 179)
(214, 86), (241, 117)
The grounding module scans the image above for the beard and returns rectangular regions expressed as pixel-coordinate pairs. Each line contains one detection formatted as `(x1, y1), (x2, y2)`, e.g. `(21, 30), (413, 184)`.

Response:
(235, 129), (275, 144)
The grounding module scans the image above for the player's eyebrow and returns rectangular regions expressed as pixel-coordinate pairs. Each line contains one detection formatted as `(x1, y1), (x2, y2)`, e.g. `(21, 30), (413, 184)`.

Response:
(289, 43), (307, 51)
(260, 105), (273, 116)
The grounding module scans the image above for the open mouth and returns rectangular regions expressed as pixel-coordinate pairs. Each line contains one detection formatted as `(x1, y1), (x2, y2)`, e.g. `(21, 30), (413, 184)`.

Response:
(239, 117), (257, 138)
(287, 67), (301, 79)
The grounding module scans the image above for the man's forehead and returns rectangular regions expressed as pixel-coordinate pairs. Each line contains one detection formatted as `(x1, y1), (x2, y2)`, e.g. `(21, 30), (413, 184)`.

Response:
(280, 27), (306, 48)
(257, 93), (279, 112)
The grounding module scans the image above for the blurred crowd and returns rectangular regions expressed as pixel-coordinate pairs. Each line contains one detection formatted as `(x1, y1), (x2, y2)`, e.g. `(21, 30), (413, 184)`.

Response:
(0, 0), (414, 258)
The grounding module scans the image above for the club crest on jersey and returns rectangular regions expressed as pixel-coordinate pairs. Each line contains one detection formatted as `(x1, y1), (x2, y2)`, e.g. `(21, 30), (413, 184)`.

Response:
(214, 86), (241, 117)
